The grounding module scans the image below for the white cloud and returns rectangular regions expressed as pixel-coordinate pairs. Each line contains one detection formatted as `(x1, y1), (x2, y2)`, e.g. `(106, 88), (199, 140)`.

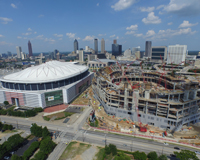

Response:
(110, 34), (115, 38)
(168, 22), (173, 25)
(54, 34), (63, 38)
(116, 36), (119, 39)
(142, 12), (161, 24)
(0, 17), (13, 24)
(17, 36), (22, 39)
(11, 3), (17, 8)
(179, 20), (198, 28)
(98, 34), (106, 36)
(156, 5), (164, 10)
(140, 7), (155, 12)
(125, 31), (135, 35)
(134, 33), (143, 37)
(28, 28), (32, 31)
(22, 32), (32, 36)
(0, 35), (4, 37)
(58, 38), (62, 40)
(34, 32), (37, 34)
(77, 37), (81, 40)
(66, 33), (75, 39)
(23, 37), (27, 39)
(83, 35), (94, 41)
(45, 38), (55, 43)
(126, 24), (138, 30)
(38, 15), (44, 18)
(97, 3), (99, 6)
(146, 30), (156, 37)
(111, 0), (136, 11)
(36, 35), (44, 39)
(163, 0), (200, 16)
(0, 41), (13, 46)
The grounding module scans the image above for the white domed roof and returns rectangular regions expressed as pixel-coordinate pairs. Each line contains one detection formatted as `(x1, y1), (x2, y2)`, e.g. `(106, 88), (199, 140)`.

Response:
(1, 61), (88, 83)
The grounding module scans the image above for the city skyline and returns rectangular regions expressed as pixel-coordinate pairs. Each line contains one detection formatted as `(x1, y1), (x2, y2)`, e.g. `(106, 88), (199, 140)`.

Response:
(0, 0), (200, 53)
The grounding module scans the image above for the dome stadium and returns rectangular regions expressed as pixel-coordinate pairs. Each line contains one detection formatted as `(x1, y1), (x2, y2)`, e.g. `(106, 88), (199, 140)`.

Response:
(0, 61), (94, 108)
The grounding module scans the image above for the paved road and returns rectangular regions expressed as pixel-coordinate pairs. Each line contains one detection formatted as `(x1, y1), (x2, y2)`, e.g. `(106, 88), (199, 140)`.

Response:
(1, 109), (200, 160)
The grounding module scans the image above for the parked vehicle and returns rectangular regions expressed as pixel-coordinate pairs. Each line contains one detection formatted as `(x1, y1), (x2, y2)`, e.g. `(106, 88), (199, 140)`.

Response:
(174, 147), (180, 150)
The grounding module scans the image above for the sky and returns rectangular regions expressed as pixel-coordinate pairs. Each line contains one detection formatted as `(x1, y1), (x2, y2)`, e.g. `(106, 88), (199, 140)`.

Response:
(0, 0), (200, 53)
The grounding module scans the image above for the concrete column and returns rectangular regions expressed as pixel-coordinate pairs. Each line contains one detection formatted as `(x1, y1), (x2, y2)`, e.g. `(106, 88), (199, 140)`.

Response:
(168, 94), (170, 101)
(145, 101), (148, 114)
(124, 88), (128, 110)
(167, 104), (170, 118)
(156, 103), (158, 116)
(178, 94), (180, 101)
(173, 83), (176, 92)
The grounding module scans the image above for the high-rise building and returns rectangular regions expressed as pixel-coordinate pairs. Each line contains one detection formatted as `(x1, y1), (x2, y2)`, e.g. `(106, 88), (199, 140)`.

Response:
(167, 44), (187, 65)
(54, 49), (58, 59)
(28, 40), (33, 57)
(79, 50), (84, 62)
(94, 39), (98, 54)
(16, 46), (22, 59)
(101, 38), (105, 53)
(132, 46), (140, 57)
(113, 39), (117, 44)
(151, 46), (167, 63)
(112, 41), (122, 57)
(145, 41), (152, 58)
(7, 51), (12, 57)
(124, 49), (132, 57)
(74, 39), (79, 53)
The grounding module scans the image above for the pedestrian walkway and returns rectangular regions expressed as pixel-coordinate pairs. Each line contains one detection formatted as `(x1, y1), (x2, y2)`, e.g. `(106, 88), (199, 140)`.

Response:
(44, 104), (69, 113)
(47, 142), (67, 160)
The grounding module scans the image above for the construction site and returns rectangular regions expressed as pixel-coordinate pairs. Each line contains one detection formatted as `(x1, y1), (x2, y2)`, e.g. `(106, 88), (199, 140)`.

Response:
(89, 61), (200, 144)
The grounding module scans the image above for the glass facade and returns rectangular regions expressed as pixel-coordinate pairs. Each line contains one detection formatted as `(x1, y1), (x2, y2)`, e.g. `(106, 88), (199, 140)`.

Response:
(45, 90), (63, 107)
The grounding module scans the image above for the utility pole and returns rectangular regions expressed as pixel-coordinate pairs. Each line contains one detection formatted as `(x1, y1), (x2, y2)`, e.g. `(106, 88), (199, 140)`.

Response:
(16, 120), (18, 129)
(105, 134), (107, 146)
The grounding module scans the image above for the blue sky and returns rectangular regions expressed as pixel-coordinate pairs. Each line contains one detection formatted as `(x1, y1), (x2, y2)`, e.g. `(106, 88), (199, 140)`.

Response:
(0, 0), (200, 53)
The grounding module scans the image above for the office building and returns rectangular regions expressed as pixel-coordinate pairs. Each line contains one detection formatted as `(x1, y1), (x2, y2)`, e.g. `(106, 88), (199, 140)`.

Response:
(79, 50), (84, 62)
(16, 46), (22, 59)
(54, 49), (59, 59)
(0, 61), (93, 108)
(28, 40), (33, 57)
(94, 39), (98, 54)
(101, 38), (105, 53)
(113, 39), (117, 44)
(167, 45), (187, 65)
(124, 49), (132, 57)
(151, 46), (167, 63)
(7, 52), (12, 57)
(132, 46), (140, 57)
(74, 39), (79, 54)
(112, 42), (122, 57)
(145, 41), (152, 58)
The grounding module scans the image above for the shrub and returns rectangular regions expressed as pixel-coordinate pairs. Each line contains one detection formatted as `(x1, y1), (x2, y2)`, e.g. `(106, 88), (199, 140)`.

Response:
(0, 109), (7, 115)
(133, 151), (147, 160)
(105, 145), (111, 155)
(147, 151), (158, 160)
(158, 154), (167, 160)
(4, 101), (9, 105)
(8, 124), (13, 130)
(109, 144), (117, 156)
(43, 116), (50, 121)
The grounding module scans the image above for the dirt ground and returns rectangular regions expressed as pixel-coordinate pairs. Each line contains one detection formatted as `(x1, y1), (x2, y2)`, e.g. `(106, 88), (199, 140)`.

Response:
(72, 88), (90, 105)
(46, 112), (65, 119)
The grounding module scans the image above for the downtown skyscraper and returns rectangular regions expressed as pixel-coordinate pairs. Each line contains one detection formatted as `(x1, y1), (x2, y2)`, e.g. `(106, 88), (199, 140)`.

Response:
(16, 46), (22, 59)
(94, 39), (98, 54)
(101, 38), (105, 53)
(28, 40), (33, 57)
(145, 41), (152, 58)
(74, 39), (78, 53)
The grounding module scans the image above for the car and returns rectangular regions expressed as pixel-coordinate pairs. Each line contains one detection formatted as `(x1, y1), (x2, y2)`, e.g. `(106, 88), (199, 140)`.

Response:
(10, 151), (14, 155)
(174, 147), (180, 150)
(195, 151), (200, 155)
(164, 142), (169, 145)
(4, 156), (10, 160)
(123, 144), (127, 147)
(170, 154), (176, 157)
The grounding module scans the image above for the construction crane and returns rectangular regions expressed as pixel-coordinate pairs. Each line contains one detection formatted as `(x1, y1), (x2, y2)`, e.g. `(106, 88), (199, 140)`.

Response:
(117, 62), (147, 132)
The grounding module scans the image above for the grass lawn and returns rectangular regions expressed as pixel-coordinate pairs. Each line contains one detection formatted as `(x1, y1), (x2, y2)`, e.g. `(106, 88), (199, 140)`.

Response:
(3, 129), (18, 133)
(59, 142), (91, 160)
(94, 147), (105, 160)
(43, 111), (74, 121)
(26, 134), (35, 140)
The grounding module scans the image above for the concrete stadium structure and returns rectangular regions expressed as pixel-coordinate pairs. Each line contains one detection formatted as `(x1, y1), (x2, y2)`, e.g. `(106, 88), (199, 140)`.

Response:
(92, 66), (200, 131)
(0, 61), (94, 108)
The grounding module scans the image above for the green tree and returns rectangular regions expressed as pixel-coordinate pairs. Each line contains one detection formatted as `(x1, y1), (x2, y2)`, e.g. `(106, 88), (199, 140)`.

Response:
(42, 126), (50, 138)
(174, 150), (198, 160)
(11, 154), (23, 160)
(147, 151), (158, 160)
(0, 122), (3, 130)
(133, 151), (147, 160)
(158, 154), (167, 160)
(105, 145), (111, 155)
(39, 136), (56, 154)
(4, 101), (9, 105)
(30, 123), (42, 137)
(8, 124), (13, 130)
(3, 124), (8, 130)
(109, 144), (117, 156)
(31, 151), (46, 160)
(23, 141), (40, 160)
(114, 152), (131, 160)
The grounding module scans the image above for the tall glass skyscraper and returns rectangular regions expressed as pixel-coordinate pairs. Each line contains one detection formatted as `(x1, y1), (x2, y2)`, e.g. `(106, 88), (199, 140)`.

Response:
(101, 38), (105, 53)
(74, 39), (78, 53)
(94, 39), (98, 54)
(112, 40), (122, 57)
(145, 41), (152, 57)
(28, 40), (33, 57)
(16, 46), (22, 59)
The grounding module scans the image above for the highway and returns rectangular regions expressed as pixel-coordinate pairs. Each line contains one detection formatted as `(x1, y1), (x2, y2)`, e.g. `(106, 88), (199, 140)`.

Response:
(1, 109), (200, 160)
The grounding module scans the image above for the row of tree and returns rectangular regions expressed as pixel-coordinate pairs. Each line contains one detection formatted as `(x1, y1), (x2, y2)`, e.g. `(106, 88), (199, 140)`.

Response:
(11, 123), (56, 160)
(103, 144), (199, 160)
(0, 107), (43, 117)
(0, 134), (25, 159)
(0, 122), (13, 131)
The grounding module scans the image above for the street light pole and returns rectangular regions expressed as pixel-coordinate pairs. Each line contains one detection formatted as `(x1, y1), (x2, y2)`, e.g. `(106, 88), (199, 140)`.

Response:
(16, 120), (18, 129)
(105, 134), (107, 146)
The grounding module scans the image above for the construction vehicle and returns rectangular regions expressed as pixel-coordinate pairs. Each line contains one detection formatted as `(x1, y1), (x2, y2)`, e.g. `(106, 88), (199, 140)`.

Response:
(181, 135), (198, 139)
